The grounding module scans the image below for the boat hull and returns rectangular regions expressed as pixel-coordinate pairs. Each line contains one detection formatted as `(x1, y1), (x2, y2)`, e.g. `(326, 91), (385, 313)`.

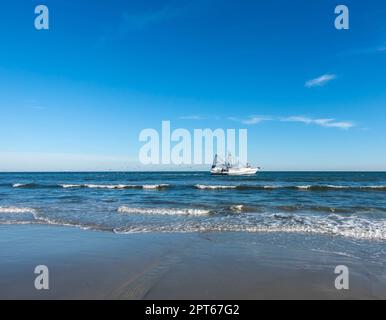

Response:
(210, 167), (259, 176)
(227, 167), (259, 176)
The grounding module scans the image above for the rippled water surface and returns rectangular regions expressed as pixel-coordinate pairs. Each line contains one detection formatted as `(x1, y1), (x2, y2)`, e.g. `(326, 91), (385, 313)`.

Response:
(1, 172), (386, 240)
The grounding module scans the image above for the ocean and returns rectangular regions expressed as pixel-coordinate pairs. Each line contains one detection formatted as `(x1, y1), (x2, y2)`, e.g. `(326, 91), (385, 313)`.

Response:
(1, 171), (386, 240)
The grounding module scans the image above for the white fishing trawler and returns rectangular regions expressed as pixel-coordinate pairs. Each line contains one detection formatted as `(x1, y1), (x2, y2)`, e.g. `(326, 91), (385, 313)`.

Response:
(210, 154), (260, 176)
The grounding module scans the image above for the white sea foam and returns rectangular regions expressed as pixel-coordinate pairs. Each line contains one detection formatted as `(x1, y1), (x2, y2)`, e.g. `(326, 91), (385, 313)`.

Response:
(60, 183), (169, 189)
(296, 185), (312, 190)
(84, 184), (134, 189)
(60, 184), (82, 188)
(195, 184), (237, 190)
(325, 185), (350, 189)
(1, 209), (97, 230)
(361, 185), (386, 189)
(0, 221), (33, 225)
(12, 183), (28, 188)
(230, 205), (245, 213)
(142, 184), (169, 189)
(62, 183), (133, 189)
(0, 206), (36, 214)
(117, 206), (210, 216)
(114, 211), (386, 240)
(1, 204), (383, 241)
(296, 185), (386, 190)
(32, 215), (92, 230)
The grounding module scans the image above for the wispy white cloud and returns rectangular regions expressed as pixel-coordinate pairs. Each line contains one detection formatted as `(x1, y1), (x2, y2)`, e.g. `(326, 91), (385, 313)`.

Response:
(228, 115), (272, 125)
(305, 74), (336, 88)
(282, 116), (355, 130)
(228, 115), (354, 129)
(180, 113), (355, 130)
(179, 115), (203, 120)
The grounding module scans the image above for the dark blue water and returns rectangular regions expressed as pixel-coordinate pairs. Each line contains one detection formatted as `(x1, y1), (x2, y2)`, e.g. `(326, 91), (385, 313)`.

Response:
(1, 172), (386, 240)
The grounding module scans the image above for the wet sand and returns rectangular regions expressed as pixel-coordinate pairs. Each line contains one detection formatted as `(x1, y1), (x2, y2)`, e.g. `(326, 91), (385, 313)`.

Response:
(0, 225), (385, 299)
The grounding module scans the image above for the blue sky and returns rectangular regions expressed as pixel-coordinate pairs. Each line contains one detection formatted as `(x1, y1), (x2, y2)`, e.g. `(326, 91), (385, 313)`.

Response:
(0, 0), (385, 171)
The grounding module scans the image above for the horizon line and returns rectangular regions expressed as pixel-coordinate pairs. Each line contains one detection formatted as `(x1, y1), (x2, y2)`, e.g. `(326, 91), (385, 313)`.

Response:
(1, 170), (386, 173)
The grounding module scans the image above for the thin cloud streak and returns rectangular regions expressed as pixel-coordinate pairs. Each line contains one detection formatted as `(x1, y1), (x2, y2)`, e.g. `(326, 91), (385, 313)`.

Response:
(228, 116), (272, 125)
(282, 116), (355, 130)
(229, 115), (355, 130)
(179, 115), (203, 120)
(305, 74), (336, 88)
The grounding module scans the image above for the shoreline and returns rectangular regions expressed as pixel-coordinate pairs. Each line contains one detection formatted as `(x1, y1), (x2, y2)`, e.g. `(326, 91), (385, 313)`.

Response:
(1, 224), (385, 299)
(2, 170), (386, 173)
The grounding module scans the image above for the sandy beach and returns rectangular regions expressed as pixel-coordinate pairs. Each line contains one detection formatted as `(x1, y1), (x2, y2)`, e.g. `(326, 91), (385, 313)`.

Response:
(1, 224), (385, 300)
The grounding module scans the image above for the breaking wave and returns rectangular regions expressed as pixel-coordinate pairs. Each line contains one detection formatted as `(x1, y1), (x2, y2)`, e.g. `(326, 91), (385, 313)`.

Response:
(60, 184), (84, 188)
(195, 184), (238, 190)
(12, 183), (38, 188)
(228, 204), (256, 213)
(113, 212), (386, 241)
(0, 207), (110, 231)
(142, 184), (170, 189)
(2, 205), (386, 241)
(0, 206), (37, 214)
(8, 183), (386, 192)
(59, 184), (169, 190)
(195, 184), (386, 191)
(117, 206), (210, 216)
(292, 185), (386, 191)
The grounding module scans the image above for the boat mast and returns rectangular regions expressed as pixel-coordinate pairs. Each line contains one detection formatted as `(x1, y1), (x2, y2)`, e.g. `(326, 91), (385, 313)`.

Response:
(226, 152), (232, 168)
(212, 154), (218, 168)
